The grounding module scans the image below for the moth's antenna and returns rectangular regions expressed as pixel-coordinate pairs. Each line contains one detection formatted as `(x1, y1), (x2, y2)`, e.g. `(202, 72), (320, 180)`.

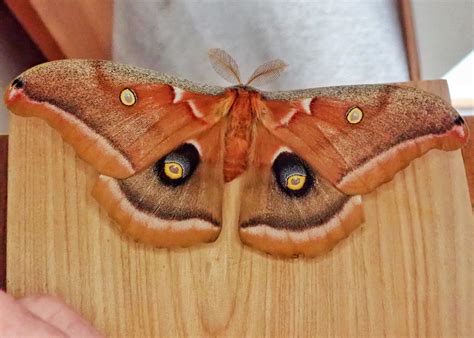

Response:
(246, 59), (288, 86)
(208, 48), (242, 85)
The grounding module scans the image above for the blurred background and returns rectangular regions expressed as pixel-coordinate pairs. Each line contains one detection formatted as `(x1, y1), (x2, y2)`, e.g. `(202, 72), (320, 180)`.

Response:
(0, 0), (473, 134)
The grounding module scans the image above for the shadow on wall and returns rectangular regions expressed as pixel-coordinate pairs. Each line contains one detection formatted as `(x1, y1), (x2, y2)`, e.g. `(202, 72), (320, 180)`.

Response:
(0, 2), (45, 134)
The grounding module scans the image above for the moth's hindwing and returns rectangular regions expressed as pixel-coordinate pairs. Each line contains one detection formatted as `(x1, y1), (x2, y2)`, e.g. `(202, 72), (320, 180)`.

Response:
(92, 121), (225, 247)
(239, 124), (363, 258)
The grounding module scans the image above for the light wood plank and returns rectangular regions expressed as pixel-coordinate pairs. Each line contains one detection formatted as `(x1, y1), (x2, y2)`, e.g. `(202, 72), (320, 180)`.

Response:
(0, 136), (7, 290)
(7, 80), (473, 336)
(461, 116), (474, 208)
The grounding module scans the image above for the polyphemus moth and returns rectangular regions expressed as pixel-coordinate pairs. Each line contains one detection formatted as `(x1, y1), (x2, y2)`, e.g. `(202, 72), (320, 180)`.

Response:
(4, 49), (469, 258)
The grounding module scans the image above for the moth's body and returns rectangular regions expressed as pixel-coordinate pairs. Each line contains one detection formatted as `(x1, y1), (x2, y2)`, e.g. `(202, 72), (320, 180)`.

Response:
(222, 88), (255, 182)
(4, 51), (469, 258)
(220, 86), (291, 182)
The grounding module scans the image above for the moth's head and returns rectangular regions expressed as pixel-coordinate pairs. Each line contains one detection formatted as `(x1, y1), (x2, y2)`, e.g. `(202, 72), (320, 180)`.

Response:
(230, 84), (259, 92)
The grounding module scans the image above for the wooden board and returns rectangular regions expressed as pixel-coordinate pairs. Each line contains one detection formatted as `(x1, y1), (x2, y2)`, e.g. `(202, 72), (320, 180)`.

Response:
(0, 136), (7, 290)
(7, 80), (473, 336)
(462, 116), (474, 207)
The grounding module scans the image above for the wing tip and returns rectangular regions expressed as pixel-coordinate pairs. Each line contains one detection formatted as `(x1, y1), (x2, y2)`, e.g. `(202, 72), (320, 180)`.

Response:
(337, 122), (469, 195)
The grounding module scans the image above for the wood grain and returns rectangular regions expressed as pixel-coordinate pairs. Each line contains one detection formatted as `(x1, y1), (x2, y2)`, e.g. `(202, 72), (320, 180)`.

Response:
(5, 0), (112, 59)
(6, 81), (473, 336)
(0, 136), (7, 290)
(461, 116), (474, 207)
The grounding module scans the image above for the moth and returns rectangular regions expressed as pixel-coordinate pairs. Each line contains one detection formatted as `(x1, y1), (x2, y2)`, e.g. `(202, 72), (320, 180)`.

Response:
(4, 49), (469, 258)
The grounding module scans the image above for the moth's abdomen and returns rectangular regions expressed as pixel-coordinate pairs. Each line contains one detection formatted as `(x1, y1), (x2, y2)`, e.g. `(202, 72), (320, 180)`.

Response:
(223, 89), (254, 182)
(224, 136), (250, 182)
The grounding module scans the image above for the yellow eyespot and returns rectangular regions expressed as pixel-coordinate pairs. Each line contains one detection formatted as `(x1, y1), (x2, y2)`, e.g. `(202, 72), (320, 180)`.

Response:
(346, 107), (363, 124)
(286, 174), (306, 191)
(164, 162), (184, 179)
(120, 88), (136, 106)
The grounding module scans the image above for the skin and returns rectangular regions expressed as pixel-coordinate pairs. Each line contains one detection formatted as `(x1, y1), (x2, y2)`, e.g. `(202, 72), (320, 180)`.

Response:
(0, 290), (103, 337)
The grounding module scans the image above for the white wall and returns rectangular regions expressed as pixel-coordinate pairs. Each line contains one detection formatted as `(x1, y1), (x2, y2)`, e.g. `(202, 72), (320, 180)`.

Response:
(113, 0), (409, 90)
(412, 0), (473, 79)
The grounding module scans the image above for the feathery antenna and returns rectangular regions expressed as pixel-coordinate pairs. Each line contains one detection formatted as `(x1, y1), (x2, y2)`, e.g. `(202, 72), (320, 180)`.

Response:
(208, 48), (288, 86)
(246, 59), (288, 86)
(208, 48), (242, 85)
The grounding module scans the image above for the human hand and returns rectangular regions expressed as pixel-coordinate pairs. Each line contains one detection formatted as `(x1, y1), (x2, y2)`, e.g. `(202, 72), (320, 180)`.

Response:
(0, 290), (103, 337)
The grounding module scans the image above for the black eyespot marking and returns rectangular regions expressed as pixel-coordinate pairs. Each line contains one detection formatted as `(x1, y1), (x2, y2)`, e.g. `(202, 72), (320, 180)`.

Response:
(272, 152), (314, 197)
(154, 143), (200, 186)
(11, 77), (24, 89)
(453, 115), (465, 126)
